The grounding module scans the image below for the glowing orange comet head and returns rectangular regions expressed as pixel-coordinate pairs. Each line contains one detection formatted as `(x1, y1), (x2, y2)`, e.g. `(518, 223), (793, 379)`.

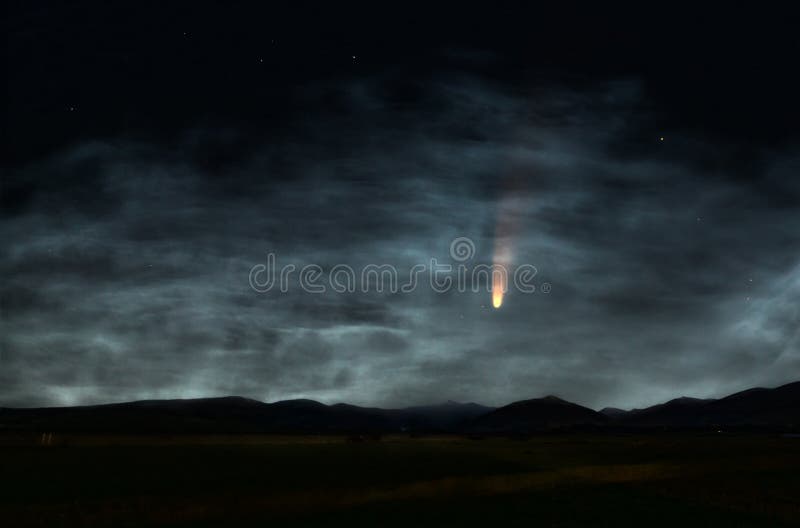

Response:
(492, 285), (504, 309)
(492, 241), (511, 308)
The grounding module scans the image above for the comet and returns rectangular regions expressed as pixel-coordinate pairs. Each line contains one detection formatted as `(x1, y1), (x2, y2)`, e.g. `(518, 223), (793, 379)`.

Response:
(491, 183), (523, 309)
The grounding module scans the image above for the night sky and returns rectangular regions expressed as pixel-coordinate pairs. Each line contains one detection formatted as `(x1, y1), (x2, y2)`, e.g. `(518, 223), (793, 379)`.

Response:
(3, 3), (799, 409)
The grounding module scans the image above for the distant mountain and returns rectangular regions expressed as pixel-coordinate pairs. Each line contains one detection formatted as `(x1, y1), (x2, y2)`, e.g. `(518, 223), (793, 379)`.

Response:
(706, 382), (800, 426)
(395, 401), (494, 431)
(616, 381), (800, 430)
(1, 381), (797, 434)
(618, 397), (716, 427)
(0, 397), (491, 434)
(467, 396), (608, 432)
(599, 407), (627, 418)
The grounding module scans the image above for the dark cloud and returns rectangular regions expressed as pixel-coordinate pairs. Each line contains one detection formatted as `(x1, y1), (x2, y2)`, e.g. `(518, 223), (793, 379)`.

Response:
(2, 72), (799, 410)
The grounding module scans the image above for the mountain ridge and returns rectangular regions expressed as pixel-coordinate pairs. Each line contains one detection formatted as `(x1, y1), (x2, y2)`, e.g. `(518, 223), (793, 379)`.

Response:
(1, 381), (797, 434)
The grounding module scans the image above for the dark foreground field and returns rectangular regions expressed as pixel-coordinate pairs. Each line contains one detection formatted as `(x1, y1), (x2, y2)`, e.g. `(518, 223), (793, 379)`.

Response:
(1, 434), (798, 527)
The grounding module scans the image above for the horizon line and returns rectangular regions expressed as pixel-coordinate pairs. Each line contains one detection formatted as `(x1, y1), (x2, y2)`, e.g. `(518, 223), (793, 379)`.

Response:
(3, 379), (797, 413)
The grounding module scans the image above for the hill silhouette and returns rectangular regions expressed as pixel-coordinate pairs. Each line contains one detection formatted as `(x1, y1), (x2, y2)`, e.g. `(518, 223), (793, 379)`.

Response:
(0, 381), (797, 434)
(0, 397), (492, 434)
(617, 381), (800, 429)
(468, 395), (607, 432)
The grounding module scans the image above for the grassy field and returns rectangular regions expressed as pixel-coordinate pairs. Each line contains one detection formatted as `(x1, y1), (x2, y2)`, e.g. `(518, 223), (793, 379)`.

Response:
(1, 433), (798, 527)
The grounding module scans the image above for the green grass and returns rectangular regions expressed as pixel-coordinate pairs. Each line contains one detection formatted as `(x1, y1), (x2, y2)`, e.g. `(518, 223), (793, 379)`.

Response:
(1, 434), (798, 526)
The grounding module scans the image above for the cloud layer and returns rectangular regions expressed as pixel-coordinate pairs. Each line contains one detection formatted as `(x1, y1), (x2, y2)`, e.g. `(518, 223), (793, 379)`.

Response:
(2, 74), (799, 409)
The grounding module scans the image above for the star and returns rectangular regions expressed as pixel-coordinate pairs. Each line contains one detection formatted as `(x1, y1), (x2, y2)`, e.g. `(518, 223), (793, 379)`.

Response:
(659, 136), (665, 141)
